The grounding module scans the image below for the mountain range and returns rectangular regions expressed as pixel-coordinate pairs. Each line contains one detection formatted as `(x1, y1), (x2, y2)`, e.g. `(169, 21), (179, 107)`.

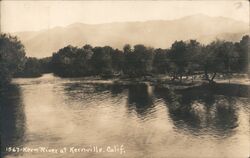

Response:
(12, 14), (249, 58)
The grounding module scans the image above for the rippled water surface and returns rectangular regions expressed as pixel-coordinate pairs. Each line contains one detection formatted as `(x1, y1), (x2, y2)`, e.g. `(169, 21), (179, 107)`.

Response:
(1, 74), (249, 158)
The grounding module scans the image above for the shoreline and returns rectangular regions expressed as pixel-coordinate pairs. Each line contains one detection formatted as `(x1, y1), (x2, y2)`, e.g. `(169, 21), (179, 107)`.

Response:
(13, 73), (250, 88)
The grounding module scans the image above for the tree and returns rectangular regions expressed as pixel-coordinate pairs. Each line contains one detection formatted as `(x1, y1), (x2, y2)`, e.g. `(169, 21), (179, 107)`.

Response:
(51, 45), (93, 77)
(123, 44), (132, 54)
(39, 57), (52, 73)
(123, 44), (154, 77)
(0, 34), (26, 86)
(218, 41), (237, 78)
(111, 49), (124, 74)
(91, 46), (113, 76)
(123, 44), (137, 76)
(169, 41), (189, 81)
(199, 40), (231, 82)
(185, 40), (203, 79)
(51, 45), (77, 76)
(82, 44), (93, 50)
(235, 35), (249, 72)
(153, 48), (170, 74)
(14, 57), (42, 77)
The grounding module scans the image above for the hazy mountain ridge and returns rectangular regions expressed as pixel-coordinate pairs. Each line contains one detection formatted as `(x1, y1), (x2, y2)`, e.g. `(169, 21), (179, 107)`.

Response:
(13, 14), (249, 58)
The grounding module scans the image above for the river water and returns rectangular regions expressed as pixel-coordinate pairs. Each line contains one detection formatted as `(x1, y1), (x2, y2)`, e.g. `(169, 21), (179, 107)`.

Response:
(1, 74), (249, 158)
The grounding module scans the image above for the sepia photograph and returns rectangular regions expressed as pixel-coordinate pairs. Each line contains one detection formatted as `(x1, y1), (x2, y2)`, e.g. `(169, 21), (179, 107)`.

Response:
(0, 0), (249, 158)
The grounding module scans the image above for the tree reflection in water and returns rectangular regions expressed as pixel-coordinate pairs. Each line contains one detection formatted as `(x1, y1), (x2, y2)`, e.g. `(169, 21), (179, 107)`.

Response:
(63, 82), (155, 118)
(155, 84), (239, 137)
(127, 83), (154, 117)
(62, 81), (246, 137)
(0, 85), (26, 157)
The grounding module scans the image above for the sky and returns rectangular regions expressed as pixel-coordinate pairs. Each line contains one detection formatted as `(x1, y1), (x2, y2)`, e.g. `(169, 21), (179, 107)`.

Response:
(1, 0), (249, 33)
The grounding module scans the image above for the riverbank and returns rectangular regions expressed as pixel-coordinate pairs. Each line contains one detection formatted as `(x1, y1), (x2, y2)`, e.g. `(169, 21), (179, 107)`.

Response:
(13, 73), (250, 90)
(114, 73), (250, 90)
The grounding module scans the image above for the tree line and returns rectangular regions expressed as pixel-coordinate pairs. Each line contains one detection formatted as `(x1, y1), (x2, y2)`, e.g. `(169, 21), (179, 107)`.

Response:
(0, 33), (249, 87)
(51, 36), (249, 82)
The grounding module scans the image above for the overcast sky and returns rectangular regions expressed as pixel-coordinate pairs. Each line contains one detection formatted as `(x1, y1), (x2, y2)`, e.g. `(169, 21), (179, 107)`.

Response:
(1, 0), (249, 33)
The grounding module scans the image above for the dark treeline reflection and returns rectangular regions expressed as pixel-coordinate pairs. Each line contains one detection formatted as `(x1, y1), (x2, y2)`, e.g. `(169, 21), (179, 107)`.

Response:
(0, 85), (26, 157)
(155, 85), (240, 136)
(62, 81), (247, 137)
(127, 84), (154, 117)
(61, 83), (248, 136)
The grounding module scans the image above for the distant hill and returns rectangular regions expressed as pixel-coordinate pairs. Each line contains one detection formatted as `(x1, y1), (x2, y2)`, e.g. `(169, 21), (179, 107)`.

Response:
(12, 14), (249, 58)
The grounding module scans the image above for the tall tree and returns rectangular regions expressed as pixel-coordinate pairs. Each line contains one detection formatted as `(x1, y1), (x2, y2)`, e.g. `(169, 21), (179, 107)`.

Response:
(153, 48), (170, 74)
(0, 34), (26, 86)
(123, 44), (154, 77)
(235, 35), (249, 72)
(52, 45), (93, 77)
(199, 40), (230, 82)
(91, 46), (113, 75)
(169, 41), (189, 81)
(111, 49), (124, 74)
(185, 40), (203, 77)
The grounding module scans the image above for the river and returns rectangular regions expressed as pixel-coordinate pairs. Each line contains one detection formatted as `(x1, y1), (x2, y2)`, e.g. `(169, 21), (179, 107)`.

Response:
(1, 74), (249, 158)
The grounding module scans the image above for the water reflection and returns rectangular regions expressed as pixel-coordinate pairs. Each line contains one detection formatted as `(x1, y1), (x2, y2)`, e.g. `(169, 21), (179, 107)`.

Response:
(127, 83), (154, 117)
(155, 85), (239, 137)
(0, 85), (26, 157)
(2, 75), (249, 158)
(213, 97), (238, 134)
(62, 81), (246, 137)
(63, 82), (155, 117)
